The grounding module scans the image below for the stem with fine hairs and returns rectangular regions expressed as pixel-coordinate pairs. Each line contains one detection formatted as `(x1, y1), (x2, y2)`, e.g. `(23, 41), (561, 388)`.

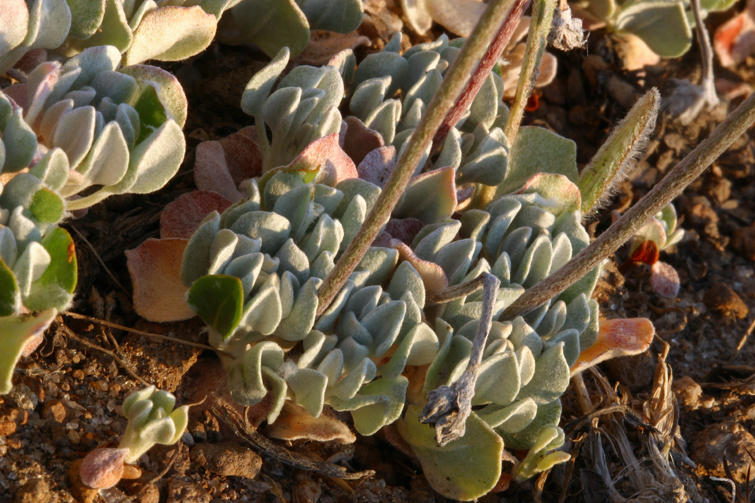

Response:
(499, 91), (755, 322)
(431, 0), (531, 148)
(316, 0), (518, 316)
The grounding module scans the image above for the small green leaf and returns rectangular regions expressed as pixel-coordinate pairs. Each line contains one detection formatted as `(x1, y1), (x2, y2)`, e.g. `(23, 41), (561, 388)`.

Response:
(24, 227), (77, 311)
(29, 187), (65, 224)
(0, 259), (20, 317)
(187, 275), (244, 339)
(0, 308), (57, 394)
(615, 0), (692, 58)
(133, 84), (168, 145)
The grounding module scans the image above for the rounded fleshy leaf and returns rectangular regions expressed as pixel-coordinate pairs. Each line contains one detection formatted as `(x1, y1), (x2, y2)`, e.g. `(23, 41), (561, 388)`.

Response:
(393, 167), (457, 224)
(123, 6), (218, 66)
(187, 274), (244, 339)
(119, 65), (188, 128)
(397, 405), (503, 501)
(571, 318), (655, 376)
(650, 261), (680, 298)
(224, 0), (309, 58)
(161, 191), (233, 239)
(125, 238), (195, 322)
(0, 308), (56, 394)
(80, 448), (130, 490)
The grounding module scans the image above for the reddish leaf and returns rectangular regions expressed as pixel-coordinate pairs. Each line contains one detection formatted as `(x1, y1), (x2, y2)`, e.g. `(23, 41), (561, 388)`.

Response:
(342, 116), (385, 165)
(194, 141), (246, 202)
(357, 145), (396, 188)
(125, 238), (195, 322)
(218, 126), (263, 184)
(570, 318), (655, 376)
(385, 218), (424, 245)
(714, 0), (755, 67)
(630, 240), (659, 266)
(285, 133), (358, 186)
(651, 261), (680, 298)
(392, 240), (449, 294)
(160, 190), (232, 239)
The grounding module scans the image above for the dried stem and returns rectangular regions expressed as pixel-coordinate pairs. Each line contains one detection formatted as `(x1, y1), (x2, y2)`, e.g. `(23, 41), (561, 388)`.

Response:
(499, 91), (755, 321)
(316, 0), (518, 316)
(432, 0), (531, 148)
(420, 273), (500, 446)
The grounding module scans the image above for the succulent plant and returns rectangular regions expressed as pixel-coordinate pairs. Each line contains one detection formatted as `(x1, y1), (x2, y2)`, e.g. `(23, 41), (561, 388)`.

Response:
(0, 92), (77, 395)
(0, 0), (364, 74)
(574, 0), (736, 61)
(180, 167), (443, 435)
(1, 45), (186, 211)
(80, 385), (189, 490)
(622, 203), (684, 297)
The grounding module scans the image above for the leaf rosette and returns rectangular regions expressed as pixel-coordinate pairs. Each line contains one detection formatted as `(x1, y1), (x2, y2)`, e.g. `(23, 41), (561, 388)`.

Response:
(181, 170), (440, 434)
(1, 45), (186, 211)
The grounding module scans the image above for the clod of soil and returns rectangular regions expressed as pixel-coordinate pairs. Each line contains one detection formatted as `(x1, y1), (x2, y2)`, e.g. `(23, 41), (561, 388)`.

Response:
(733, 224), (755, 261)
(692, 422), (755, 483)
(166, 475), (212, 503)
(672, 376), (703, 410)
(190, 442), (262, 478)
(703, 282), (749, 320)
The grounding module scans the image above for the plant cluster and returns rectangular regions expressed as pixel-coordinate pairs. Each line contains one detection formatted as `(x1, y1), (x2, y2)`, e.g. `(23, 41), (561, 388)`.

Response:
(1, 0), (363, 72)
(2, 0), (753, 500)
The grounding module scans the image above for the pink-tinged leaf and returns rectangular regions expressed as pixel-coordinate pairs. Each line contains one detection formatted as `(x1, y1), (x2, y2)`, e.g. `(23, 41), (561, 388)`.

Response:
(570, 318), (655, 376)
(80, 448), (130, 490)
(393, 167), (457, 224)
(342, 116), (385, 165)
(14, 49), (47, 75)
(516, 173), (582, 214)
(614, 33), (661, 72)
(125, 238), (195, 322)
(3, 83), (27, 109)
(265, 401), (356, 444)
(385, 217), (424, 245)
(714, 0), (755, 67)
(296, 30), (370, 66)
(218, 126), (263, 183)
(392, 240), (449, 294)
(25, 61), (60, 128)
(285, 133), (358, 186)
(160, 190), (232, 239)
(195, 141), (246, 202)
(630, 240), (659, 266)
(651, 261), (680, 298)
(536, 51), (558, 88)
(0, 0), (28, 56)
(357, 145), (396, 188)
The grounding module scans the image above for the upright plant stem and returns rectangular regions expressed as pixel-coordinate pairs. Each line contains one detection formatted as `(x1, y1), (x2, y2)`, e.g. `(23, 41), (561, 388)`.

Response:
(499, 91), (755, 321)
(316, 0), (518, 316)
(476, 0), (556, 209)
(432, 0), (531, 148)
(503, 0), (556, 144)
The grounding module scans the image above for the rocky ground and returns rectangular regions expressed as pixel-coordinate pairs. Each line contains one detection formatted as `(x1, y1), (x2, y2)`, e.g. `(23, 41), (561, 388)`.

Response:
(2, 2), (755, 502)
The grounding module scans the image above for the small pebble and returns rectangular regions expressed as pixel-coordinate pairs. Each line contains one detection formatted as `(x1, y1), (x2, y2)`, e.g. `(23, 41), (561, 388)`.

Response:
(672, 376), (702, 409)
(190, 442), (262, 479)
(703, 283), (748, 320)
(14, 478), (49, 503)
